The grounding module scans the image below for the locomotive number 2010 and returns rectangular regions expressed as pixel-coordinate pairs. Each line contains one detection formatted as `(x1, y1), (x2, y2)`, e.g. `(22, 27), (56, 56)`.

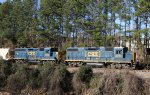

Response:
(87, 52), (99, 57)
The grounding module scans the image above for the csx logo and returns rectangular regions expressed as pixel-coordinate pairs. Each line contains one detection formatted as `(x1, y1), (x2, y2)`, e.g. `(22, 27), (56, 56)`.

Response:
(87, 52), (99, 57)
(28, 52), (35, 55)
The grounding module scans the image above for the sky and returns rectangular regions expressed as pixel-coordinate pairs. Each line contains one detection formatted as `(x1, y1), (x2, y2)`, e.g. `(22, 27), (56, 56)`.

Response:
(0, 0), (6, 3)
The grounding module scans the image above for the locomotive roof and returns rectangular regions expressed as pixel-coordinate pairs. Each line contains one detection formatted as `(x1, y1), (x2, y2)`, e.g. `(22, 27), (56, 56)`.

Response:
(114, 47), (124, 49)
(67, 46), (124, 48)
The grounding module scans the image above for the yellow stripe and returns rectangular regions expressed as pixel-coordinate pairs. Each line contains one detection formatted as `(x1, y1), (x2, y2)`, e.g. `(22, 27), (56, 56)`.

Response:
(65, 60), (131, 63)
(14, 58), (55, 60)
(14, 58), (25, 59)
(41, 59), (55, 60)
(65, 60), (83, 62)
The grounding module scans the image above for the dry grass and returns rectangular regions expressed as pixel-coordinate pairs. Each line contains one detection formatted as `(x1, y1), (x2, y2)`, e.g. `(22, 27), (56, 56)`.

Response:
(144, 79), (150, 95)
(72, 66), (93, 95)
(84, 71), (148, 95)
(72, 72), (87, 95)
(122, 72), (146, 95)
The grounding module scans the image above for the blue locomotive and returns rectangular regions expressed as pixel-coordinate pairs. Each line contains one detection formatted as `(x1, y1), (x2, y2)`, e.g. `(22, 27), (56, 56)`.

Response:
(0, 47), (137, 68)
(14, 47), (58, 63)
(65, 46), (135, 68)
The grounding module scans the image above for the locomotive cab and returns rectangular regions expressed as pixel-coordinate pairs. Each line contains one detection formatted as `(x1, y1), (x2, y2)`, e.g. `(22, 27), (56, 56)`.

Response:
(114, 47), (128, 59)
(39, 47), (58, 62)
(113, 47), (132, 63)
(50, 48), (58, 60)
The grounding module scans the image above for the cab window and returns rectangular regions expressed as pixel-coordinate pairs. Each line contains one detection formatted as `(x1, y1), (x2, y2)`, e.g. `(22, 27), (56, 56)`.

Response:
(45, 50), (49, 53)
(116, 50), (122, 54)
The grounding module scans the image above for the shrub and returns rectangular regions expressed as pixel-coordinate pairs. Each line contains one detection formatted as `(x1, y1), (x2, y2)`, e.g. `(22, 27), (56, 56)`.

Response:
(0, 61), (17, 89)
(48, 65), (71, 95)
(28, 68), (41, 89)
(0, 61), (12, 76)
(39, 63), (55, 78)
(144, 79), (150, 95)
(87, 72), (146, 95)
(39, 63), (55, 89)
(7, 65), (28, 92)
(122, 72), (146, 95)
(72, 66), (93, 95)
(90, 77), (100, 89)
(7, 73), (27, 92)
(101, 73), (123, 95)
(10, 62), (20, 74)
(0, 73), (7, 88)
(77, 66), (93, 83)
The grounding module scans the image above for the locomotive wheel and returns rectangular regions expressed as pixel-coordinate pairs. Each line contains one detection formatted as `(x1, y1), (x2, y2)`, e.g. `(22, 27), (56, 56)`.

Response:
(68, 62), (73, 67)
(77, 62), (84, 66)
(107, 64), (111, 68)
(15, 60), (25, 64)
(110, 63), (116, 69)
(122, 64), (129, 69)
(73, 62), (77, 67)
(64, 62), (68, 66)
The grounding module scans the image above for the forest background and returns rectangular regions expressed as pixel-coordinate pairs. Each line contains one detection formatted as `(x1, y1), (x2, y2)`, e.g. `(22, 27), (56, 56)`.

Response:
(0, 0), (149, 52)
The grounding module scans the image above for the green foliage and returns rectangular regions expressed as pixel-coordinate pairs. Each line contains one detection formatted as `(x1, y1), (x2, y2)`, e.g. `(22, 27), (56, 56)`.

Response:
(61, 40), (72, 51)
(39, 63), (55, 78)
(77, 66), (93, 83)
(89, 77), (99, 88)
(0, 73), (7, 88)
(0, 62), (22, 89)
(115, 73), (124, 93)
(28, 68), (41, 89)
(7, 65), (28, 92)
(0, 61), (13, 76)
(7, 73), (27, 92)
(48, 65), (71, 94)
(0, 0), (149, 47)
(38, 63), (56, 90)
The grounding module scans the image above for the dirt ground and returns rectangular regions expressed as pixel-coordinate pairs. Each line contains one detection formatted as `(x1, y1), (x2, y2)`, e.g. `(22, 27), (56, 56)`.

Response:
(67, 67), (150, 79)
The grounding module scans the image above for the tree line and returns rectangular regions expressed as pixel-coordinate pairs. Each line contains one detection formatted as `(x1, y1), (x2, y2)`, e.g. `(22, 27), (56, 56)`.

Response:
(0, 0), (149, 50)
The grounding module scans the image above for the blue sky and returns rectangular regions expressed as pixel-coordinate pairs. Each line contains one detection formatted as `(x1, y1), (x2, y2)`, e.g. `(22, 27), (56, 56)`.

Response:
(0, 0), (6, 3)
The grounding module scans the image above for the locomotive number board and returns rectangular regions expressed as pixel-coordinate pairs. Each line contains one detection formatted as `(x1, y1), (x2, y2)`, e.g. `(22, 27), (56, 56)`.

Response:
(28, 52), (35, 55)
(87, 52), (99, 57)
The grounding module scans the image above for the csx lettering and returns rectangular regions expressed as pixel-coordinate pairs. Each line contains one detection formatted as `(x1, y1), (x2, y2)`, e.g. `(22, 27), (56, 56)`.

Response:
(28, 52), (35, 55)
(88, 52), (99, 56)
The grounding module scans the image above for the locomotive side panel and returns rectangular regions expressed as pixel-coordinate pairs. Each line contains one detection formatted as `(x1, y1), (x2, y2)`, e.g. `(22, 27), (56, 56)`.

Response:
(66, 47), (85, 61)
(27, 48), (38, 61)
(112, 47), (132, 63)
(85, 47), (100, 62)
(40, 48), (58, 61)
(14, 48), (27, 60)
(99, 47), (114, 62)
(14, 47), (58, 63)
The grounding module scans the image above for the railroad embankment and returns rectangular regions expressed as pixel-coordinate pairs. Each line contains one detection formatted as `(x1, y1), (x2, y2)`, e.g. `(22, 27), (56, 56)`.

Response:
(0, 61), (150, 95)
